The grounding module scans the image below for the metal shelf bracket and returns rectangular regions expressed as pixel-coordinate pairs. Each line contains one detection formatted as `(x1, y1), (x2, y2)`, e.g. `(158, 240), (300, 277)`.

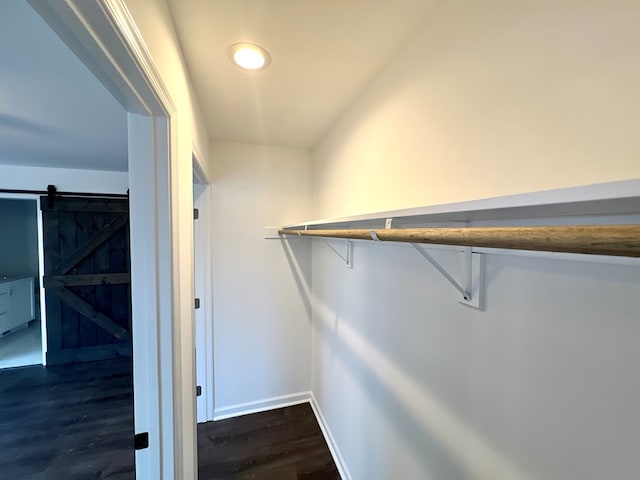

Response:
(411, 244), (485, 309)
(322, 238), (353, 268)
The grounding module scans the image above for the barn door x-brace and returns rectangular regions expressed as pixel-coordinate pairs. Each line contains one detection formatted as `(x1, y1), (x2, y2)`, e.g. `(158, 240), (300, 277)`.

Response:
(42, 196), (132, 365)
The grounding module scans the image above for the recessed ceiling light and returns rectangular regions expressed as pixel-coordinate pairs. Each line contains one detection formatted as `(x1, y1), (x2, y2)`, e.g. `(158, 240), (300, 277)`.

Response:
(227, 43), (271, 71)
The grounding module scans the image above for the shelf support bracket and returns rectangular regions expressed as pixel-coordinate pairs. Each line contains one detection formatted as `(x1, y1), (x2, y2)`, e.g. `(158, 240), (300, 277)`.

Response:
(411, 244), (485, 309)
(321, 239), (353, 268)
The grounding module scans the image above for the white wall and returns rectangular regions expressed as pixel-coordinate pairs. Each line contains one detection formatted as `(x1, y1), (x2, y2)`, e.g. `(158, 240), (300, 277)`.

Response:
(309, 1), (640, 478)
(0, 164), (128, 193)
(0, 199), (39, 279)
(311, 243), (640, 479)
(312, 0), (640, 218)
(210, 141), (313, 414)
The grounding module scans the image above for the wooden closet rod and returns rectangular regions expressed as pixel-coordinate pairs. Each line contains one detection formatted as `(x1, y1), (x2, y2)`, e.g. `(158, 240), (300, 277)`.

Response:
(279, 225), (640, 258)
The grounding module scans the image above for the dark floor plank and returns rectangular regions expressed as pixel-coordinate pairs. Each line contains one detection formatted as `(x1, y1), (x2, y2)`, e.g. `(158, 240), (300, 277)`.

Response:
(0, 360), (340, 480)
(0, 358), (135, 479)
(198, 403), (340, 480)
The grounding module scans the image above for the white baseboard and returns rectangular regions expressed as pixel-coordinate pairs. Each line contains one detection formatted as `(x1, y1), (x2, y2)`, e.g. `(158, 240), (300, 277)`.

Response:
(213, 391), (311, 421)
(310, 392), (352, 480)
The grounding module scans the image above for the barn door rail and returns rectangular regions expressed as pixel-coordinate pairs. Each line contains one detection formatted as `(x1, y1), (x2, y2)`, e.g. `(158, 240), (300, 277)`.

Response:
(0, 185), (128, 208)
(278, 225), (640, 258)
(0, 187), (128, 197)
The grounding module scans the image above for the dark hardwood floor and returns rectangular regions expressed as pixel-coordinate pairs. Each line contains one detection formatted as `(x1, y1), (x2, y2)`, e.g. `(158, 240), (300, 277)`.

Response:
(0, 357), (135, 479)
(198, 403), (340, 480)
(0, 359), (339, 479)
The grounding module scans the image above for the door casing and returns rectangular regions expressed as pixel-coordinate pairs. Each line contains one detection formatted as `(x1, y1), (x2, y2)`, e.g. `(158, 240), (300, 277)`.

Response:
(28, 1), (198, 477)
(193, 156), (214, 422)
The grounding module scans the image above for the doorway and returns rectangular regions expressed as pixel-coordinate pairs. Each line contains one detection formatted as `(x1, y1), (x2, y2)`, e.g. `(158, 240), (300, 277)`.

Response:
(0, 197), (42, 369)
(0, 192), (137, 478)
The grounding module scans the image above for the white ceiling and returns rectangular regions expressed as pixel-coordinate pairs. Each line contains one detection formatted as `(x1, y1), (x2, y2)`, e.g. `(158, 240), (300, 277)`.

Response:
(0, 1), (128, 172)
(167, 0), (438, 148)
(0, 1), (436, 172)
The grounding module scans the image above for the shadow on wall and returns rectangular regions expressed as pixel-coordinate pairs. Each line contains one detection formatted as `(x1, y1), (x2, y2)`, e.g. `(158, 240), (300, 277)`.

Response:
(305, 235), (640, 479)
(312, 297), (527, 480)
(280, 237), (312, 320)
(282, 237), (526, 478)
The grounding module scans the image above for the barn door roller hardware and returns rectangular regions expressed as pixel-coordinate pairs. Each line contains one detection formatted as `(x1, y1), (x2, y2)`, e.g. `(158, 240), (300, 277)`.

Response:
(47, 184), (57, 209)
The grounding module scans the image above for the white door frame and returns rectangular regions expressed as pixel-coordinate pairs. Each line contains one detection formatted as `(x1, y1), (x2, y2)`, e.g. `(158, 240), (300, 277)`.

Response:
(0, 193), (47, 367)
(28, 1), (191, 477)
(192, 151), (215, 422)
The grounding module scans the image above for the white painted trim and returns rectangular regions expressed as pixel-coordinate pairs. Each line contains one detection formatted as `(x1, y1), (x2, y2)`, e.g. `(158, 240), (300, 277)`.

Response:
(101, 1), (176, 114)
(35, 198), (47, 366)
(192, 142), (209, 184)
(284, 179), (640, 228)
(193, 148), (213, 424)
(309, 392), (351, 480)
(193, 182), (214, 423)
(193, 163), (208, 185)
(203, 194), (214, 423)
(213, 392), (311, 421)
(128, 114), (166, 480)
(194, 185), (215, 421)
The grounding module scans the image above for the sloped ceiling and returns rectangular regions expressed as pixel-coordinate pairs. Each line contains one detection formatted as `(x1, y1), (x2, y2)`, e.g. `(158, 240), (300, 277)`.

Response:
(167, 0), (438, 148)
(0, 1), (127, 172)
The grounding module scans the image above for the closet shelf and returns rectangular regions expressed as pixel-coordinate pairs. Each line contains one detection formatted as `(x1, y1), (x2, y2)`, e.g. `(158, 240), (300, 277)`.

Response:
(274, 182), (640, 309)
(275, 180), (640, 258)
(280, 179), (640, 230)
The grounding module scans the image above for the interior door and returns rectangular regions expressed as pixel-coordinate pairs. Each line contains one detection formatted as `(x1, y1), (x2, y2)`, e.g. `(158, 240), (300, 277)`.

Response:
(40, 196), (132, 365)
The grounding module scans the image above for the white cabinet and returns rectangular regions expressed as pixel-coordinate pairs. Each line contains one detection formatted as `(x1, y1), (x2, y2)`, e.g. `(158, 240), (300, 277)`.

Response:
(0, 276), (35, 335)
